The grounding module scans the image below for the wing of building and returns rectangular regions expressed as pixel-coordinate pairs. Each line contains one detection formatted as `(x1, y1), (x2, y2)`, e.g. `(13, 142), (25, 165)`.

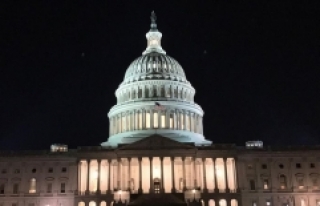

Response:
(1, 12), (319, 206)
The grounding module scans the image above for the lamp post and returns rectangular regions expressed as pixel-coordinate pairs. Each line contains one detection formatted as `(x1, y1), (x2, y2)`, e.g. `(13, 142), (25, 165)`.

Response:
(119, 190), (122, 200)
(192, 189), (196, 200)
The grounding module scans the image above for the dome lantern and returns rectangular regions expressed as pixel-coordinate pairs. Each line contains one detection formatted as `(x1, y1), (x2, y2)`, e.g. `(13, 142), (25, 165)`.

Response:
(143, 11), (166, 55)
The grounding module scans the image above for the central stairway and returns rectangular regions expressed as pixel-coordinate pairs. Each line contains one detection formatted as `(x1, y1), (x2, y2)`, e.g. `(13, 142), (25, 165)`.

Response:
(128, 193), (187, 206)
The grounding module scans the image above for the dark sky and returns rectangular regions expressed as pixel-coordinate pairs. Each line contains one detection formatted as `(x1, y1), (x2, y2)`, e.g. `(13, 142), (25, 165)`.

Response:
(1, 1), (320, 150)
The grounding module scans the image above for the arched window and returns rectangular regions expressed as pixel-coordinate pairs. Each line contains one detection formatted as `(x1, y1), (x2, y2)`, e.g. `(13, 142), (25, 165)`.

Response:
(78, 202), (85, 206)
(219, 199), (227, 206)
(89, 201), (96, 206)
(301, 199), (306, 206)
(208, 199), (215, 206)
(231, 199), (238, 206)
(100, 201), (107, 206)
(279, 174), (287, 189)
(29, 178), (36, 193)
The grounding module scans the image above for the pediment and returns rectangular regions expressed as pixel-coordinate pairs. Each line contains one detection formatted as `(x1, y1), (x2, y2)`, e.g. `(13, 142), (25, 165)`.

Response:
(118, 134), (195, 150)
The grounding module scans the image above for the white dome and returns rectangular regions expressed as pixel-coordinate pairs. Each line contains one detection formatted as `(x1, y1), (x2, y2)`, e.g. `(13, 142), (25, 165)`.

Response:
(122, 52), (188, 85)
(101, 12), (211, 148)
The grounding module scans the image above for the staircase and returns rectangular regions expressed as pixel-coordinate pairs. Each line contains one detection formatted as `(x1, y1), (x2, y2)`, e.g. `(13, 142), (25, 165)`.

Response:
(128, 193), (187, 206)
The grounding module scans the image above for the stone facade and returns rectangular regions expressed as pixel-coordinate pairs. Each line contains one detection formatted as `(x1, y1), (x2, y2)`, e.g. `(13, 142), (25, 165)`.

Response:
(1, 141), (320, 206)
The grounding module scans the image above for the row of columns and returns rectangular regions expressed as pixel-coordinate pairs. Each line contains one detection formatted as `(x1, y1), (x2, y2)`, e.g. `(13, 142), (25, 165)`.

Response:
(109, 109), (203, 135)
(78, 157), (238, 194)
(117, 84), (194, 103)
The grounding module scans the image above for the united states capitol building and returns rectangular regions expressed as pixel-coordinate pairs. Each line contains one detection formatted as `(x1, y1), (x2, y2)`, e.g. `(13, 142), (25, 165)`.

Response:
(1, 12), (319, 206)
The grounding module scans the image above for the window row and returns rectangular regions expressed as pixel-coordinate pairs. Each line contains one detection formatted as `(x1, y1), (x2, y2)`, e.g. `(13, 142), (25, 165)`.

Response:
(248, 174), (320, 190)
(251, 199), (320, 206)
(110, 110), (203, 135)
(117, 84), (194, 103)
(207, 199), (238, 206)
(248, 163), (316, 170)
(0, 178), (67, 194)
(1, 167), (67, 174)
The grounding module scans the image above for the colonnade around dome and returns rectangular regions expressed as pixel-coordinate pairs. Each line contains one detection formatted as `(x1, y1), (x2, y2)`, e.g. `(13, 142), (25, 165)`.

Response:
(116, 81), (195, 104)
(109, 109), (203, 136)
(78, 157), (237, 195)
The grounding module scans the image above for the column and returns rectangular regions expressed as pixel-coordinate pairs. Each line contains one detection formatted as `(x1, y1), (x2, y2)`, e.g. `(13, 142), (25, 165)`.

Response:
(97, 159), (101, 193)
(182, 157), (187, 191)
(117, 158), (121, 189)
(86, 159), (90, 194)
(128, 158), (131, 191)
(233, 158), (239, 192)
(138, 157), (142, 194)
(223, 158), (229, 192)
(78, 160), (81, 194)
(165, 110), (169, 129)
(193, 157), (197, 188)
(142, 110), (146, 129)
(149, 157), (153, 193)
(171, 157), (176, 193)
(182, 111), (186, 130)
(202, 158), (208, 193)
(213, 158), (219, 192)
(108, 159), (111, 194)
(160, 157), (164, 193)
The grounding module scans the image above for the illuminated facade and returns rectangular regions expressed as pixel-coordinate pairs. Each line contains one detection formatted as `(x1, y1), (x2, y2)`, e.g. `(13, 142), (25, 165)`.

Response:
(0, 12), (320, 206)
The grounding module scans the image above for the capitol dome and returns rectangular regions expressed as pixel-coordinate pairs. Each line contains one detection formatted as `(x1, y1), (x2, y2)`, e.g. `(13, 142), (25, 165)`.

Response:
(101, 12), (211, 147)
(122, 53), (188, 85)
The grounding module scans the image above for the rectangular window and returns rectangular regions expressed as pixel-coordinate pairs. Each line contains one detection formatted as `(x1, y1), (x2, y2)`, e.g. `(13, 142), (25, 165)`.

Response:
(127, 113), (131, 131)
(180, 113), (184, 129)
(250, 180), (255, 190)
(13, 183), (18, 194)
(161, 113), (165, 128)
(47, 183), (52, 193)
(153, 111), (158, 128)
(48, 167), (53, 173)
(62, 167), (67, 173)
(138, 112), (142, 129)
(60, 183), (66, 193)
(169, 113), (174, 129)
(186, 113), (190, 130)
(121, 115), (126, 131)
(146, 112), (151, 128)
(0, 184), (4, 194)
(263, 179), (269, 189)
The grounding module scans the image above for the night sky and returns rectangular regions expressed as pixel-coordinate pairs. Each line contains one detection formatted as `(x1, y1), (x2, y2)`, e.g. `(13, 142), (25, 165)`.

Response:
(1, 1), (320, 150)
